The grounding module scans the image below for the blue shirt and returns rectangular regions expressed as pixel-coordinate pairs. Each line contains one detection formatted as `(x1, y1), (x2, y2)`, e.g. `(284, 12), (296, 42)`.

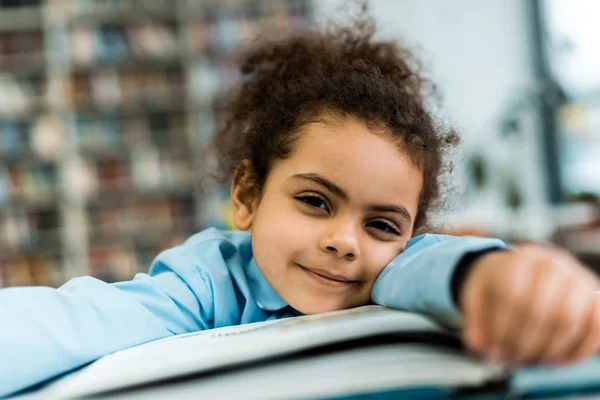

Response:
(0, 228), (505, 397)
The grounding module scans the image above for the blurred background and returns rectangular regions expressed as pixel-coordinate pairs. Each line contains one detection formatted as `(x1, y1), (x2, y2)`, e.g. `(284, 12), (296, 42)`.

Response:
(0, 0), (598, 288)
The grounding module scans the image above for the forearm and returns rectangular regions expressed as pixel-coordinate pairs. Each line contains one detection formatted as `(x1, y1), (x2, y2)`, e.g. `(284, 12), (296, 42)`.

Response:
(0, 277), (173, 397)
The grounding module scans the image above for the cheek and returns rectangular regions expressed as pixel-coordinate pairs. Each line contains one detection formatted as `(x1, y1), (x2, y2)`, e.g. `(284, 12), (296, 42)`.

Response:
(263, 195), (321, 231)
(252, 197), (316, 255)
(363, 242), (407, 278)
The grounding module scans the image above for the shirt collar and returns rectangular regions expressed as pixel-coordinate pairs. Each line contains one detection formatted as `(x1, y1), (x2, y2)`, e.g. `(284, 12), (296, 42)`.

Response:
(246, 258), (289, 312)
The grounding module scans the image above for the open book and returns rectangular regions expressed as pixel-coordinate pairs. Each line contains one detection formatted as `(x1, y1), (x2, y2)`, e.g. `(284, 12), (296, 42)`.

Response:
(18, 306), (600, 399)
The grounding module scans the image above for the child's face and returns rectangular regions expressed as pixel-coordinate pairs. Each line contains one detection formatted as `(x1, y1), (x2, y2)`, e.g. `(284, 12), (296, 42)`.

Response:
(231, 115), (423, 314)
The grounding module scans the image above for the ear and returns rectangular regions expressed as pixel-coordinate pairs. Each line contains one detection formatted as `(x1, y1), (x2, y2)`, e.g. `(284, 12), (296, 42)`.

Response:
(231, 160), (259, 231)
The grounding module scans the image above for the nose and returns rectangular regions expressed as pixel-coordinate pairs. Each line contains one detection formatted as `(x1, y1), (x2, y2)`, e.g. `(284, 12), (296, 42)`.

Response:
(319, 221), (360, 261)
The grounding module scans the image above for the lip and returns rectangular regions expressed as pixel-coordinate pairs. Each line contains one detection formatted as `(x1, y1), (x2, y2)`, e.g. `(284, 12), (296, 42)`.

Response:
(296, 264), (358, 289)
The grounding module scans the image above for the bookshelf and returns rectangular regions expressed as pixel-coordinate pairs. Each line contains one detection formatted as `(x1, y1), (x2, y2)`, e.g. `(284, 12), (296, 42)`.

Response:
(0, 0), (313, 287)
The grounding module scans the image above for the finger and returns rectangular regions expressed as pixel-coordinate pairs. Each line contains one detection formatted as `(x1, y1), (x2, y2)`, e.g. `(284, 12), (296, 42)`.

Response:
(512, 246), (599, 365)
(462, 278), (488, 354)
(513, 274), (566, 365)
(541, 284), (594, 363)
(562, 295), (600, 363)
(488, 263), (533, 363)
(500, 263), (555, 365)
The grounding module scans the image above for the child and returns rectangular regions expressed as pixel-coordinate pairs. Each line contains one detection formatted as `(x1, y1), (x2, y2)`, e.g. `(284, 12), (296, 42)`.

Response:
(2, 14), (600, 398)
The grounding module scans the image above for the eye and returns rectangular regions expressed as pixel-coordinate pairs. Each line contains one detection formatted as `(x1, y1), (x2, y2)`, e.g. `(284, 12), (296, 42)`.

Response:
(296, 195), (329, 212)
(367, 220), (401, 236)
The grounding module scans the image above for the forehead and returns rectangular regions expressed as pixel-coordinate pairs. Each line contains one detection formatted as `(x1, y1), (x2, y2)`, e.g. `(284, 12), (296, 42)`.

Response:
(270, 117), (423, 207)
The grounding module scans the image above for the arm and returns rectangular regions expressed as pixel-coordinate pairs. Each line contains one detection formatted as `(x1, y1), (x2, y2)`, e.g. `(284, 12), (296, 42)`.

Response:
(371, 233), (506, 328)
(0, 246), (214, 398)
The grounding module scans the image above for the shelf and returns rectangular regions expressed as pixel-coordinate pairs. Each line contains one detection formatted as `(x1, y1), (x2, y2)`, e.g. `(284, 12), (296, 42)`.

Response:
(1, 226), (63, 257)
(1, 246), (62, 262)
(78, 145), (189, 160)
(0, 101), (49, 119)
(0, 52), (46, 75)
(77, 146), (130, 160)
(0, 0), (312, 287)
(90, 225), (196, 248)
(0, 6), (42, 32)
(0, 148), (52, 163)
(86, 185), (195, 207)
(0, 195), (61, 211)
(66, 97), (189, 116)
(69, 56), (183, 74)
(67, 4), (178, 25)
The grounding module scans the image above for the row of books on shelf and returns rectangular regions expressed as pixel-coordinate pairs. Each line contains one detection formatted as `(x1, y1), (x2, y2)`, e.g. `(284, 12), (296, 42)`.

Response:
(86, 154), (195, 197)
(1, 197), (195, 251)
(186, 8), (310, 56)
(0, 162), (58, 206)
(66, 61), (243, 112)
(87, 197), (194, 243)
(62, 0), (308, 22)
(189, 58), (238, 103)
(187, 17), (272, 56)
(90, 173), (221, 281)
(86, 181), (203, 281)
(75, 111), (187, 151)
(67, 67), (185, 111)
(0, 62), (234, 115)
(0, 30), (43, 57)
(0, 197), (200, 287)
(0, 0), (41, 9)
(0, 0), (311, 65)
(1, 153), (194, 206)
(87, 196), (197, 282)
(88, 239), (185, 283)
(0, 74), (47, 116)
(185, 0), (310, 25)
(66, 9), (308, 66)
(0, 33), (250, 115)
(0, 111), (190, 161)
(0, 206), (60, 250)
(0, 114), (66, 160)
(63, 0), (174, 20)
(69, 23), (178, 67)
(0, 239), (177, 287)
(0, 239), (198, 288)
(0, 255), (62, 288)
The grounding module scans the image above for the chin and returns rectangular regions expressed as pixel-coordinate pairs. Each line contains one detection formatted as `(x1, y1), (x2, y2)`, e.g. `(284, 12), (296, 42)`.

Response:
(289, 298), (351, 315)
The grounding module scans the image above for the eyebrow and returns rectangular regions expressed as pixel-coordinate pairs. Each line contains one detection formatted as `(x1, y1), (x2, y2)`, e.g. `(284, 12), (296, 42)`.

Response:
(288, 173), (413, 225)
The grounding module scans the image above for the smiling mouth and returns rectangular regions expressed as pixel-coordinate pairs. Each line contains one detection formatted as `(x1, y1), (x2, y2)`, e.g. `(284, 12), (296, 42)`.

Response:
(296, 264), (358, 289)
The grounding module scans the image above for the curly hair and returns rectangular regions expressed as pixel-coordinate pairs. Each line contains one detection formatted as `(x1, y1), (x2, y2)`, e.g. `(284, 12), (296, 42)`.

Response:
(210, 11), (459, 235)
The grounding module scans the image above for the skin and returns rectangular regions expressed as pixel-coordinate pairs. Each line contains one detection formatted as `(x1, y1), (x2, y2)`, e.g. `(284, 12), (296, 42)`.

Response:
(463, 244), (600, 366)
(231, 112), (600, 366)
(231, 115), (423, 314)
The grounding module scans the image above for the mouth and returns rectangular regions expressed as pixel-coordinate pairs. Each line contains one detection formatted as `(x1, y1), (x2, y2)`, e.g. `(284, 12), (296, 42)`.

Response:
(296, 263), (359, 289)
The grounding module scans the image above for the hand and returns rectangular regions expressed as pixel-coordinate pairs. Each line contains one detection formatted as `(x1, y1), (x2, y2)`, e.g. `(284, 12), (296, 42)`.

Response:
(460, 243), (600, 366)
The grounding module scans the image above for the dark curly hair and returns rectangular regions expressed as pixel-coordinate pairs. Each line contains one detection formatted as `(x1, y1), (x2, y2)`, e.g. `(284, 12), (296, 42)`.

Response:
(210, 10), (459, 235)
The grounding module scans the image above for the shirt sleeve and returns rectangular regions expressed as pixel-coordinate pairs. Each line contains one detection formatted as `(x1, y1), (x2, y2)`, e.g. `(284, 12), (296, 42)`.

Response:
(0, 245), (214, 398)
(371, 234), (507, 329)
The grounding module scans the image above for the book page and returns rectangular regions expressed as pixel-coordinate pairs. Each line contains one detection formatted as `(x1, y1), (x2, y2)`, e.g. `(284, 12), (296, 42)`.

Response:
(39, 306), (455, 399)
(90, 344), (506, 400)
